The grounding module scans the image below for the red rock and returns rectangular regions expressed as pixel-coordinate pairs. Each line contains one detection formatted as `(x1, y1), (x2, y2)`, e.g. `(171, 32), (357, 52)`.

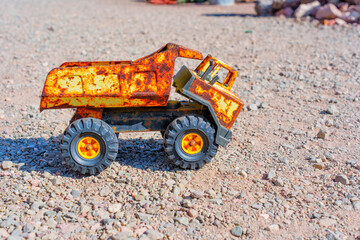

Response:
(323, 19), (337, 25)
(315, 3), (342, 20)
(276, 7), (294, 17)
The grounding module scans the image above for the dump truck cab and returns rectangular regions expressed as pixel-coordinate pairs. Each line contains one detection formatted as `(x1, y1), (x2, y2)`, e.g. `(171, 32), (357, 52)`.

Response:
(41, 43), (243, 174)
(173, 55), (243, 146)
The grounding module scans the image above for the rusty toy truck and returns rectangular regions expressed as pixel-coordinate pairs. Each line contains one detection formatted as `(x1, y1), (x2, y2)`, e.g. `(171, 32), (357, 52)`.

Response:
(40, 43), (243, 174)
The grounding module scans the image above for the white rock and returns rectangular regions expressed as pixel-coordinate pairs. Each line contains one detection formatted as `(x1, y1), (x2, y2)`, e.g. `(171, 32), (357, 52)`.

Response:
(145, 229), (164, 240)
(294, 1), (320, 18)
(319, 218), (337, 227)
(266, 224), (280, 232)
(108, 203), (122, 213)
(1, 161), (13, 170)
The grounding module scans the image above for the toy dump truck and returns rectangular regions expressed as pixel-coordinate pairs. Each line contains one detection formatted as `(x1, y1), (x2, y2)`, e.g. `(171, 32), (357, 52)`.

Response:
(40, 43), (243, 174)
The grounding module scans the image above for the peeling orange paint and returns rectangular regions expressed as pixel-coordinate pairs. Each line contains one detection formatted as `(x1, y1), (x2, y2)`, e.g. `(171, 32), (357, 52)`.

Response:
(40, 43), (243, 132)
(40, 43), (202, 111)
(70, 108), (103, 123)
(188, 55), (244, 129)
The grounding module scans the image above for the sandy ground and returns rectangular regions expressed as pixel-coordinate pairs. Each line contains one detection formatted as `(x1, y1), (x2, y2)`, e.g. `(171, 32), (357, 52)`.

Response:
(0, 0), (360, 239)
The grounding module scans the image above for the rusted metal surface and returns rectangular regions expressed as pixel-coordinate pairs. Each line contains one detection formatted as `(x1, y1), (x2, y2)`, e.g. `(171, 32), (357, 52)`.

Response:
(40, 43), (202, 112)
(188, 78), (243, 129)
(70, 108), (103, 123)
(173, 55), (243, 130)
(101, 101), (206, 133)
(195, 55), (238, 91)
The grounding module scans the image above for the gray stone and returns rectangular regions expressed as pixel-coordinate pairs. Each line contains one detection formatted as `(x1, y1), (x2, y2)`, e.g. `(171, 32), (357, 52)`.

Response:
(209, 198), (223, 205)
(190, 190), (204, 199)
(139, 235), (151, 240)
(174, 217), (189, 226)
(8, 228), (22, 240)
(312, 212), (322, 219)
(30, 202), (43, 211)
(326, 105), (338, 115)
(190, 218), (201, 228)
(134, 194), (145, 201)
(166, 179), (176, 187)
(136, 212), (152, 220)
(145, 229), (165, 240)
(49, 178), (61, 185)
(181, 199), (193, 208)
(255, 0), (273, 16)
(44, 210), (57, 217)
(326, 230), (342, 240)
(251, 203), (262, 210)
(108, 203), (122, 213)
(247, 104), (258, 111)
(334, 174), (349, 185)
(319, 218), (337, 227)
(272, 178), (284, 187)
(0, 228), (9, 238)
(46, 218), (57, 228)
(230, 226), (243, 237)
(352, 201), (360, 210)
(266, 224), (280, 232)
(71, 190), (80, 198)
(100, 186), (112, 197)
(64, 212), (77, 219)
(1, 161), (13, 170)
(266, 169), (276, 180)
(279, 158), (289, 164)
(260, 102), (269, 109)
(42, 171), (51, 178)
(0, 219), (16, 228)
(23, 224), (34, 233)
(110, 231), (133, 240)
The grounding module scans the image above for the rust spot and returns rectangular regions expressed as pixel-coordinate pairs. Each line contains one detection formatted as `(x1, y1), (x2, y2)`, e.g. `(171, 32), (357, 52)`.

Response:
(96, 70), (106, 75)
(40, 43), (203, 112)
(71, 108), (103, 123)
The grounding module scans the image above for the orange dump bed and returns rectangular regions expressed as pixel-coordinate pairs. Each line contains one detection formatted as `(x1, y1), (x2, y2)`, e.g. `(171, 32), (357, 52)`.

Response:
(40, 43), (202, 111)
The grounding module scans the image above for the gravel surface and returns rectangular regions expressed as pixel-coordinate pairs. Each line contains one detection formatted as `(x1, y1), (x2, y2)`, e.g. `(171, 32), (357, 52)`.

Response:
(1, 0), (360, 239)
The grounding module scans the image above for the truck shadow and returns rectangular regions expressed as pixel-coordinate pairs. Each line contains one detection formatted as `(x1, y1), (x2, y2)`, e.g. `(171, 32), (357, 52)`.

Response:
(0, 136), (176, 179)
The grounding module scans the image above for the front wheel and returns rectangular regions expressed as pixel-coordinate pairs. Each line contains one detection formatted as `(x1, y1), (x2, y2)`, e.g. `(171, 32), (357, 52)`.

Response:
(163, 115), (218, 170)
(60, 118), (118, 175)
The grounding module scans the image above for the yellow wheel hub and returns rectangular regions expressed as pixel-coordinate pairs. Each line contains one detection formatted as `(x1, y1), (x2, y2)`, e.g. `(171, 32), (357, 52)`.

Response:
(77, 136), (101, 159)
(181, 133), (204, 155)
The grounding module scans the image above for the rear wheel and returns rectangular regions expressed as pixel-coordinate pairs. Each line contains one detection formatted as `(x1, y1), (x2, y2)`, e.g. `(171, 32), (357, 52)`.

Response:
(164, 115), (218, 169)
(60, 118), (118, 175)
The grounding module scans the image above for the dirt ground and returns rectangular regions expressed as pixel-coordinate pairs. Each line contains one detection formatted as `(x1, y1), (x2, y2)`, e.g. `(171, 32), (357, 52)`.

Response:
(0, 0), (360, 239)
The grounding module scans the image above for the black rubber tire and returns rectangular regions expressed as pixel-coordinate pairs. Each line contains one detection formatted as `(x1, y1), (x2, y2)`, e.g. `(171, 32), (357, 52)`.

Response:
(60, 118), (118, 175)
(160, 130), (165, 138)
(163, 115), (218, 170)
